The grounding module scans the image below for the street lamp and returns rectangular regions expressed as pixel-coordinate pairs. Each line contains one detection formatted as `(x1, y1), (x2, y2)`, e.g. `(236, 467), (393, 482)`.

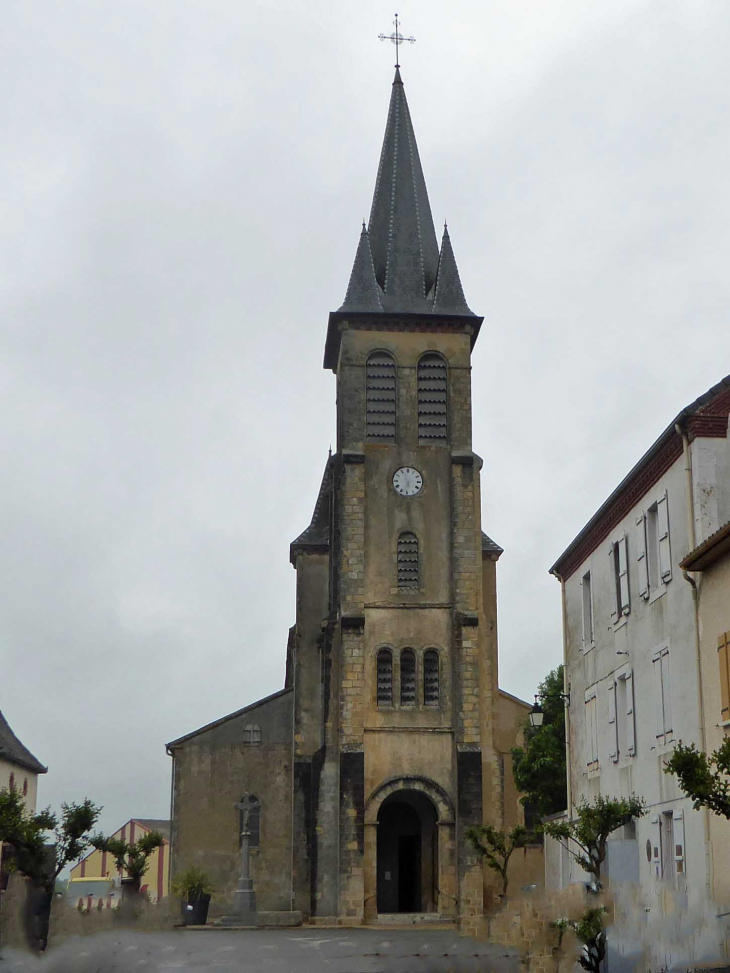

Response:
(528, 692), (570, 729)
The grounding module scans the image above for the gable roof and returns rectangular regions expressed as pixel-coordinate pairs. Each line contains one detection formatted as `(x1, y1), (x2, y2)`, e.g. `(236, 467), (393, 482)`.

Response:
(0, 710), (47, 775)
(133, 819), (171, 841)
(165, 686), (293, 750)
(550, 374), (730, 581)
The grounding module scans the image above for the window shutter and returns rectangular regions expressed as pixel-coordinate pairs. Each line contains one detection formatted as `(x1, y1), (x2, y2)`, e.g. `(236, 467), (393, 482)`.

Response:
(609, 546), (618, 621)
(650, 815), (662, 878)
(636, 514), (649, 599)
(719, 632), (730, 721)
(618, 533), (630, 615)
(584, 691), (596, 767)
(657, 490), (672, 582)
(653, 653), (665, 745)
(625, 669), (636, 756)
(607, 680), (618, 762)
(661, 649), (673, 736)
(673, 809), (685, 876)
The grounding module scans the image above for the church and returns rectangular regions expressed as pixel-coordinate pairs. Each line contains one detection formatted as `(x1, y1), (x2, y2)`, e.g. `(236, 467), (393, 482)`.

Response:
(166, 65), (537, 924)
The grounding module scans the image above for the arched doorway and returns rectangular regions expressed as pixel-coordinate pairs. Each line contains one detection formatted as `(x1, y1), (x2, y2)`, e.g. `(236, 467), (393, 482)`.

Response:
(376, 789), (438, 914)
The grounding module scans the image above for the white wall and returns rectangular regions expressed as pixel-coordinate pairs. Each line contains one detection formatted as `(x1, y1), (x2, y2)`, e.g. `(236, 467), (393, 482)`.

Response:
(0, 758), (39, 814)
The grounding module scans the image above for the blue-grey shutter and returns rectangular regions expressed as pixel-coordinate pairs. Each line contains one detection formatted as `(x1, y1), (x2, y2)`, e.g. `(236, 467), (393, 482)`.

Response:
(636, 514), (649, 599)
(657, 490), (672, 582)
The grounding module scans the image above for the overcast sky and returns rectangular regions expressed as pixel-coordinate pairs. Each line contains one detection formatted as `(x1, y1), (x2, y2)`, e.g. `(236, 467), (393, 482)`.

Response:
(3, 0), (730, 837)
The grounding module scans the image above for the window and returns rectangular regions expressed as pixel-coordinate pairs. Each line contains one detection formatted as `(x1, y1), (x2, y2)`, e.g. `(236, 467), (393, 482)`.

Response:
(23, 778), (28, 797)
(8, 773), (15, 793)
(397, 532), (419, 589)
(652, 646), (673, 745)
(366, 352), (396, 443)
(608, 669), (635, 762)
(417, 353), (448, 444)
(637, 491), (672, 599)
(424, 650), (440, 706)
(719, 632), (730, 722)
(584, 689), (599, 770)
(581, 571), (594, 647)
(238, 795), (260, 849)
(243, 724), (261, 746)
(650, 810), (685, 883)
(400, 650), (416, 705)
(376, 649), (393, 705)
(610, 534), (630, 621)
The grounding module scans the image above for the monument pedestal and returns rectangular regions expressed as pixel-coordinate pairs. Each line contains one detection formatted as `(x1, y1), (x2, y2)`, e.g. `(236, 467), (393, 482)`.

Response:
(220, 794), (260, 927)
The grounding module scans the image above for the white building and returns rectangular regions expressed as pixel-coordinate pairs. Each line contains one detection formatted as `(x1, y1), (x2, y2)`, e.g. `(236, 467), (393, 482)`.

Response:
(0, 709), (47, 885)
(548, 375), (730, 967)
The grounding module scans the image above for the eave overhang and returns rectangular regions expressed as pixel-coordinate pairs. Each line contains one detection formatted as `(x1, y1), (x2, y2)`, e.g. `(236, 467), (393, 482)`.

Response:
(680, 520), (730, 571)
(324, 310), (484, 372)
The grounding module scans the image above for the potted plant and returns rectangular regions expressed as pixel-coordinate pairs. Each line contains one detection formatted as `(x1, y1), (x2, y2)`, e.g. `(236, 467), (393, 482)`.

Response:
(171, 867), (214, 926)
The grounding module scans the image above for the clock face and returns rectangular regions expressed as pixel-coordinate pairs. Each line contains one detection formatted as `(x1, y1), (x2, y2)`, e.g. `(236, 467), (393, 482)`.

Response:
(393, 467), (423, 497)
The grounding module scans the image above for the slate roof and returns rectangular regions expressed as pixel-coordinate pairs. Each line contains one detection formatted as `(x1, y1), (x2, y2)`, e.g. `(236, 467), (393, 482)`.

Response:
(481, 531), (504, 557)
(0, 710), (47, 775)
(337, 69), (475, 318)
(166, 687), (293, 749)
(290, 455), (333, 565)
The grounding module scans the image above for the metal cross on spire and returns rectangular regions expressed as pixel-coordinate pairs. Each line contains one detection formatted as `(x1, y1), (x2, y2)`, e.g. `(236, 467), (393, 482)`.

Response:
(378, 13), (415, 68)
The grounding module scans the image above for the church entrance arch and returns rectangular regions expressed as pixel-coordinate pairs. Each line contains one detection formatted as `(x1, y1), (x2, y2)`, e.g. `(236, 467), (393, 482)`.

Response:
(364, 776), (456, 920)
(376, 790), (437, 913)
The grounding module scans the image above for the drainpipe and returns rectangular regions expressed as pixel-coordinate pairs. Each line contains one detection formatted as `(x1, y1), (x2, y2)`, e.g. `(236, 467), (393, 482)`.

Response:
(675, 421), (711, 897)
(553, 572), (572, 817)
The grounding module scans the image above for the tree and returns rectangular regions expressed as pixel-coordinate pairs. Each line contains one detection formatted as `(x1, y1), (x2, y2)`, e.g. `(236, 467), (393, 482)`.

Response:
(573, 907), (607, 973)
(664, 739), (730, 817)
(543, 794), (646, 888)
(466, 824), (534, 896)
(91, 830), (164, 894)
(0, 790), (101, 891)
(511, 665), (567, 818)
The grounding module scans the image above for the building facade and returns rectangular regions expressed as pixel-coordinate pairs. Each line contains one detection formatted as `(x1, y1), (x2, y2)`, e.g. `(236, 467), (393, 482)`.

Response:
(681, 520), (730, 913)
(548, 376), (730, 965)
(70, 818), (171, 903)
(0, 709), (47, 888)
(167, 68), (538, 924)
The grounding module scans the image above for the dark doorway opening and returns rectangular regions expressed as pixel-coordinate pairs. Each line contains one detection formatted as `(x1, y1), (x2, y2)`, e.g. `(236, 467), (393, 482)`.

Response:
(377, 790), (438, 914)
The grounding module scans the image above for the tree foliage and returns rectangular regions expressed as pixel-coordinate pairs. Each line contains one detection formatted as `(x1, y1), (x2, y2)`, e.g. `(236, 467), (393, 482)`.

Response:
(466, 824), (534, 895)
(511, 666), (567, 817)
(573, 907), (607, 973)
(543, 794), (646, 886)
(0, 790), (101, 891)
(664, 739), (730, 818)
(91, 830), (164, 890)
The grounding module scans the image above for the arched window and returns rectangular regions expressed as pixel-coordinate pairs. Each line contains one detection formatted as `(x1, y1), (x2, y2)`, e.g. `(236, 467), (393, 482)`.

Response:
(8, 773), (15, 793)
(400, 649), (416, 705)
(376, 649), (393, 706)
(243, 724), (261, 746)
(239, 795), (260, 849)
(418, 353), (448, 444)
(23, 778), (28, 797)
(366, 352), (397, 443)
(424, 650), (440, 706)
(397, 532), (419, 589)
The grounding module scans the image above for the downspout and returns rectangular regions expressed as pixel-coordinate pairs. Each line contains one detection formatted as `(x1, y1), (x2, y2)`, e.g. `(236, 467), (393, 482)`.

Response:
(552, 571), (572, 817)
(675, 421), (711, 896)
(165, 745), (176, 890)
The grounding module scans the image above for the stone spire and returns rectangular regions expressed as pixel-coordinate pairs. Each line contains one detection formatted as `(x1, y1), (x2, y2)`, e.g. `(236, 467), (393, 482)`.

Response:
(337, 69), (475, 318)
(433, 225), (473, 315)
(367, 68), (440, 313)
(338, 223), (383, 312)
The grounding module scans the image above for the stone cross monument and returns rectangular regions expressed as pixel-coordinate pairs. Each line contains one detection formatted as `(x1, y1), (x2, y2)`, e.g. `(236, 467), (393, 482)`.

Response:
(221, 793), (260, 927)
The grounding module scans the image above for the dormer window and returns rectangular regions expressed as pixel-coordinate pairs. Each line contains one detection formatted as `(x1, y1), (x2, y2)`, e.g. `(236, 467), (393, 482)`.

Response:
(366, 352), (397, 443)
(418, 353), (448, 444)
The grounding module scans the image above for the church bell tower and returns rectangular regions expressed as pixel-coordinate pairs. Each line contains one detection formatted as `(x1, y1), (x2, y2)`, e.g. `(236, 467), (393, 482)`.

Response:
(289, 66), (529, 924)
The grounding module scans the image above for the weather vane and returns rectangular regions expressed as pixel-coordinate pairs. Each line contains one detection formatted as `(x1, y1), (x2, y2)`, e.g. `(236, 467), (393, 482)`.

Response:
(378, 14), (415, 69)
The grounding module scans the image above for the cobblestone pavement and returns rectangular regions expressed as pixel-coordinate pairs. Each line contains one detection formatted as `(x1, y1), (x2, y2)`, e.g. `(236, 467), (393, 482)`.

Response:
(0, 927), (520, 973)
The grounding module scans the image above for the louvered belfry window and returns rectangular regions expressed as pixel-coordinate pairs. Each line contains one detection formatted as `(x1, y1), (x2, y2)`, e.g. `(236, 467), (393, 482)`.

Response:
(397, 532), (419, 589)
(377, 649), (393, 705)
(424, 651), (439, 706)
(400, 649), (416, 705)
(418, 353), (448, 444)
(366, 352), (397, 443)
